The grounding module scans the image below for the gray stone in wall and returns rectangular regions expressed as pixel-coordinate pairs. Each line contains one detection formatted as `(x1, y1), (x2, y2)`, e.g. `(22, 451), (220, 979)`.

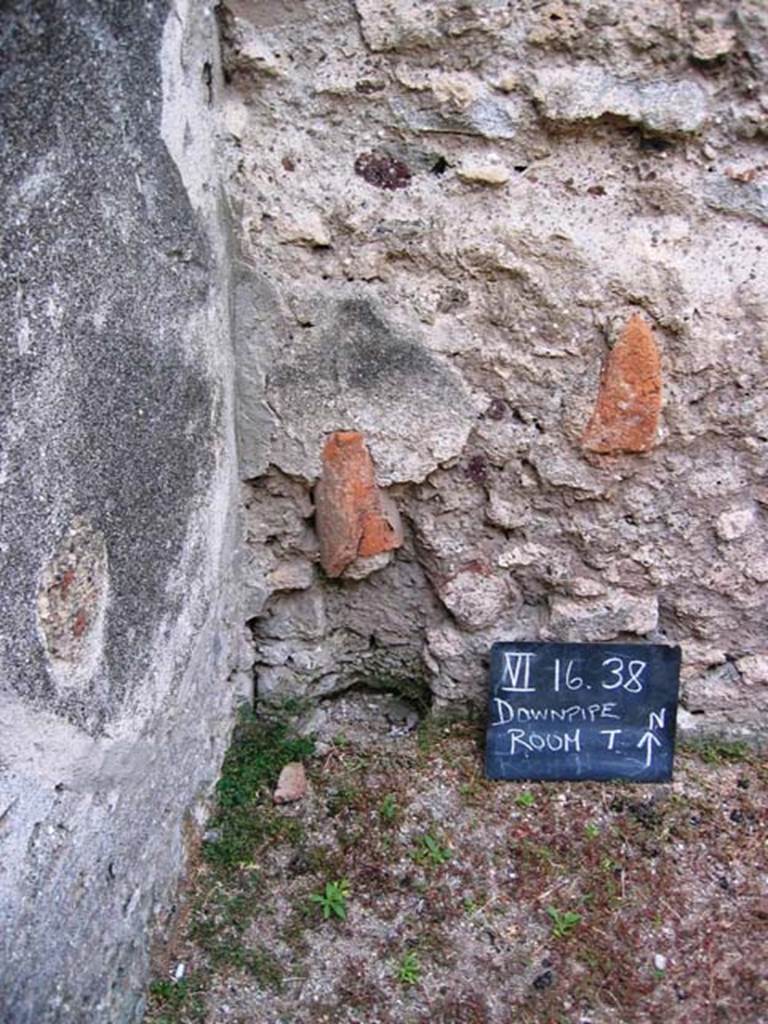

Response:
(233, 265), (280, 479)
(0, 2), (239, 1021)
(530, 66), (709, 136)
(704, 178), (768, 226)
(352, 0), (512, 52)
(389, 95), (520, 140)
(235, 282), (475, 485)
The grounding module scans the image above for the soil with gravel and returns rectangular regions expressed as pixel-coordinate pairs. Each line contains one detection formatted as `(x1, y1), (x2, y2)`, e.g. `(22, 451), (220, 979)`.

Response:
(146, 715), (767, 1024)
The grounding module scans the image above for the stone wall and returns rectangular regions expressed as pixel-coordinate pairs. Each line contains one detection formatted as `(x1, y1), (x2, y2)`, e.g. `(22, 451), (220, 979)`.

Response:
(2, 1), (767, 1018)
(222, 0), (768, 739)
(0, 2), (241, 1021)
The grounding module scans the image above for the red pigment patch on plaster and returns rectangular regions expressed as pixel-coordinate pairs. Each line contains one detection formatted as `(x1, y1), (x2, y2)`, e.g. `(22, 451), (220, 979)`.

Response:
(314, 431), (403, 577)
(444, 559), (492, 584)
(72, 609), (88, 638)
(59, 567), (76, 597)
(37, 518), (108, 672)
(581, 313), (662, 455)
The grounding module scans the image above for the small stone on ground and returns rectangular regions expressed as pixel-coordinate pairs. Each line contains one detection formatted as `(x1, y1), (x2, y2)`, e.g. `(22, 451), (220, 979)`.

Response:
(273, 761), (307, 804)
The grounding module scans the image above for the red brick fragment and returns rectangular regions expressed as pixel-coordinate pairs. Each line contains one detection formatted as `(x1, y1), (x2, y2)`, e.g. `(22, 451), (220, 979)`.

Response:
(314, 431), (403, 577)
(581, 314), (662, 455)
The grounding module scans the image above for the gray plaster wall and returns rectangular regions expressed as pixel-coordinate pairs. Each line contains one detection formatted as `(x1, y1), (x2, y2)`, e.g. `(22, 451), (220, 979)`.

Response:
(0, 2), (241, 1020)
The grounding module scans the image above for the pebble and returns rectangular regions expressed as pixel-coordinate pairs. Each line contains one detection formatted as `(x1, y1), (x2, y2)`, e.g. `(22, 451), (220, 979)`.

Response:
(276, 211), (331, 247)
(273, 762), (308, 804)
(533, 969), (553, 990)
(457, 163), (510, 186)
(716, 507), (754, 541)
(495, 72), (517, 93)
(691, 26), (736, 63)
(654, 953), (668, 971)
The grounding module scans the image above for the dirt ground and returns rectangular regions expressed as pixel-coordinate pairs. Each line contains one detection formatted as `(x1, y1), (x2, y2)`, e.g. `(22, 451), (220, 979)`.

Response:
(145, 711), (767, 1024)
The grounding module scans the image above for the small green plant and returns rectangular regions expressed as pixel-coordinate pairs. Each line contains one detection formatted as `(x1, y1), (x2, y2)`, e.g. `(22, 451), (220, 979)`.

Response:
(327, 781), (362, 817)
(685, 737), (750, 765)
(546, 905), (582, 938)
(380, 794), (398, 822)
(522, 841), (558, 869)
(463, 896), (480, 915)
(416, 718), (440, 753)
(397, 951), (421, 986)
(414, 833), (451, 866)
(310, 879), (350, 920)
(204, 711), (314, 869)
(515, 791), (536, 808)
(584, 822), (600, 839)
(149, 978), (189, 1012)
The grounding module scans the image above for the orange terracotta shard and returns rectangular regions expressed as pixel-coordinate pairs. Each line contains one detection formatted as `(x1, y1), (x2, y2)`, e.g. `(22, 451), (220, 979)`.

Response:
(314, 431), (403, 577)
(581, 314), (662, 454)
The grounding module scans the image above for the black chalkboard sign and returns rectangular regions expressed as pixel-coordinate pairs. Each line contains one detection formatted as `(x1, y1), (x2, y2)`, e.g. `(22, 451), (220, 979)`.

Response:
(485, 642), (681, 782)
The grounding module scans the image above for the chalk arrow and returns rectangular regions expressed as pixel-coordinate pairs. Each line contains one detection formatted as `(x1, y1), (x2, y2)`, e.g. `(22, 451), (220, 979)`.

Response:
(637, 730), (662, 768)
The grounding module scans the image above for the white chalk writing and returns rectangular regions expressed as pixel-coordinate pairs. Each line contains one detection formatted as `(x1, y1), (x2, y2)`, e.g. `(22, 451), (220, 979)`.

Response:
(601, 656), (647, 693)
(553, 658), (584, 692)
(648, 707), (666, 731)
(636, 707), (665, 767)
(637, 729), (661, 766)
(491, 701), (620, 727)
(507, 727), (581, 756)
(500, 651), (536, 692)
(600, 728), (622, 751)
